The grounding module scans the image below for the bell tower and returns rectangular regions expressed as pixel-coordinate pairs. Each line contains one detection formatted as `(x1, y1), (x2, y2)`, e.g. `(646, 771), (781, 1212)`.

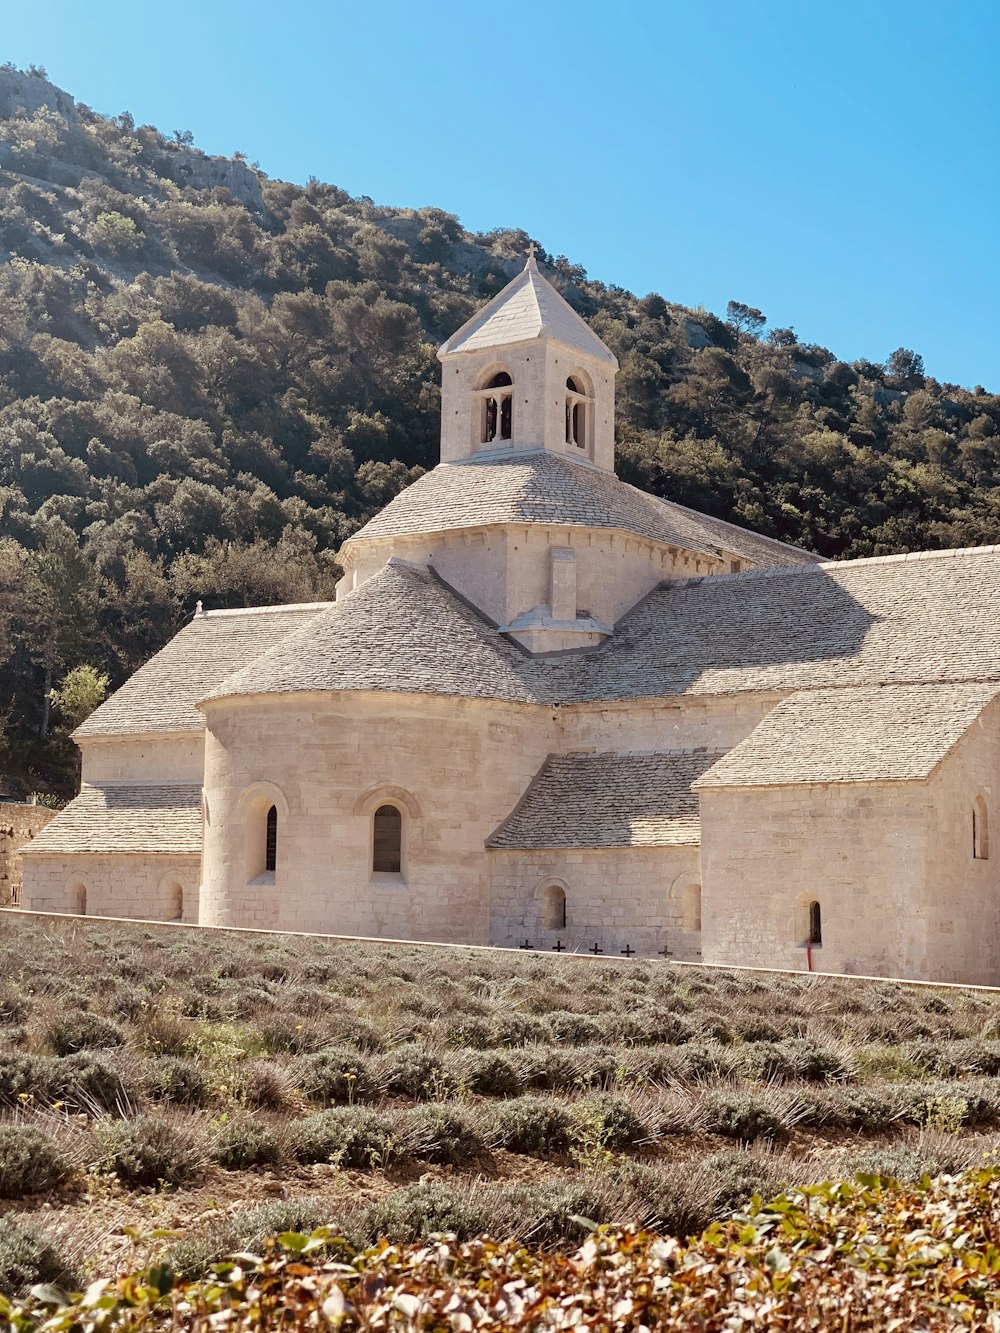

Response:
(437, 251), (619, 471)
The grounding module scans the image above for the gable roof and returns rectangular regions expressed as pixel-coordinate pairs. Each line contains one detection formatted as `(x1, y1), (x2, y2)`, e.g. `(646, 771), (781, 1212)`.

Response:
(24, 783), (203, 855)
(693, 683), (1000, 789)
(344, 452), (815, 569)
(76, 603), (331, 737)
(488, 750), (722, 848)
(438, 256), (617, 366)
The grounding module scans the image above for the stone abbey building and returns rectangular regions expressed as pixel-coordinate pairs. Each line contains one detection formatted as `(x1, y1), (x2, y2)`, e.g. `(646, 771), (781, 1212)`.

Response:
(20, 257), (1000, 984)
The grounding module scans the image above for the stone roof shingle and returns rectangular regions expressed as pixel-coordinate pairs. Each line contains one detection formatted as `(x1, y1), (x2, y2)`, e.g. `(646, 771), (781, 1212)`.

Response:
(439, 258), (617, 365)
(488, 750), (722, 848)
(694, 683), (1000, 788)
(76, 603), (330, 737)
(554, 547), (1000, 703)
(206, 547), (1000, 708)
(206, 560), (543, 705)
(24, 784), (203, 855)
(345, 452), (814, 569)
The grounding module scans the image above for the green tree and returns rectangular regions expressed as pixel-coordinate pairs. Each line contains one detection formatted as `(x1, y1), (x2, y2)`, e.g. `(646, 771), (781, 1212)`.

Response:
(49, 663), (109, 729)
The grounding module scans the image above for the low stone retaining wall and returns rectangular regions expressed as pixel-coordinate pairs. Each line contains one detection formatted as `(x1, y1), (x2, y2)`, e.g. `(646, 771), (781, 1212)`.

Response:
(0, 804), (56, 906)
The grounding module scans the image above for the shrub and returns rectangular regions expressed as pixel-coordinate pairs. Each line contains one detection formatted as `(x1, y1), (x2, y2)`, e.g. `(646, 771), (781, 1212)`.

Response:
(234, 1060), (294, 1110)
(607, 1007), (696, 1046)
(545, 1011), (605, 1045)
(211, 1114), (282, 1170)
(396, 1104), (485, 1165)
(455, 1050), (522, 1096)
(288, 1107), (395, 1169)
(701, 1090), (785, 1141)
(491, 1096), (573, 1155)
(0, 1053), (42, 1102)
(0, 1217), (77, 1297)
(799, 1084), (909, 1131)
(46, 1012), (126, 1056)
(93, 1115), (205, 1187)
(256, 1015), (326, 1055)
(571, 1094), (649, 1154)
(678, 1043), (739, 1083)
(0, 988), (29, 1026)
(377, 1045), (453, 1099)
(489, 1014), (549, 1048)
(739, 1041), (800, 1083)
(621, 1160), (717, 1237)
(362, 1180), (494, 1244)
(839, 1140), (977, 1182)
(445, 1017), (493, 1049)
(741, 1038), (851, 1084)
(514, 1178), (622, 1247)
(49, 1054), (134, 1113)
(141, 1056), (210, 1107)
(293, 1047), (376, 1104)
(0, 1126), (72, 1198)
(704, 1150), (787, 1216)
(908, 1039), (1000, 1078)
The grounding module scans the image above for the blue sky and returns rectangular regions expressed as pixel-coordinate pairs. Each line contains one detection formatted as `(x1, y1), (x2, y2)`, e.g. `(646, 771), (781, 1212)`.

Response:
(6, 0), (1000, 389)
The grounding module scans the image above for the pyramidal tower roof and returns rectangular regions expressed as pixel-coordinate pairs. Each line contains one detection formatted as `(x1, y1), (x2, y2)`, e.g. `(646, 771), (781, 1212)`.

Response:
(439, 254), (618, 367)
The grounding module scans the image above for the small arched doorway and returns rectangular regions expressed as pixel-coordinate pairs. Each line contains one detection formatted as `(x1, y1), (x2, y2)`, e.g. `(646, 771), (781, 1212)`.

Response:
(71, 883), (87, 916)
(165, 882), (183, 922)
(542, 883), (567, 930)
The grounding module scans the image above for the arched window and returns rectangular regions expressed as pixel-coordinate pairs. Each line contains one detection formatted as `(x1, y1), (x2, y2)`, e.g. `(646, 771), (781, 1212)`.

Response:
(476, 370), (513, 445)
(71, 883), (87, 916)
(265, 805), (278, 873)
(683, 883), (702, 932)
(373, 804), (402, 874)
(565, 373), (594, 452)
(542, 883), (567, 930)
(238, 783), (288, 884)
(974, 796), (990, 860)
(808, 900), (822, 947)
(165, 882), (183, 922)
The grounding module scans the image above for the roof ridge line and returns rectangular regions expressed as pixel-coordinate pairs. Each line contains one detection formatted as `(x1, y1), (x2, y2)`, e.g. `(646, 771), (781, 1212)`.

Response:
(668, 541), (1000, 588)
(553, 746), (730, 759)
(200, 601), (335, 618)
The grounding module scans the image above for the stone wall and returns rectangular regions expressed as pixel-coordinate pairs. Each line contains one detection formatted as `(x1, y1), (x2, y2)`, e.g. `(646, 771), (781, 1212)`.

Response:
(698, 699), (1000, 985)
(919, 699), (1000, 984)
(199, 691), (559, 941)
(489, 845), (703, 960)
(79, 732), (205, 785)
(699, 780), (931, 979)
(19, 854), (200, 922)
(338, 522), (721, 634)
(1, 804), (60, 907)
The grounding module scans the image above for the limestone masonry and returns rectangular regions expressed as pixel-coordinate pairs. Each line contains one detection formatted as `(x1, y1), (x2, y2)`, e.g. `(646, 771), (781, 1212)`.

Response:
(18, 257), (1000, 982)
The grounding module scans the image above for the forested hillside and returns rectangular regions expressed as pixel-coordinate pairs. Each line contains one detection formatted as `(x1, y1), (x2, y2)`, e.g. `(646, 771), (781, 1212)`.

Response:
(2, 64), (1000, 797)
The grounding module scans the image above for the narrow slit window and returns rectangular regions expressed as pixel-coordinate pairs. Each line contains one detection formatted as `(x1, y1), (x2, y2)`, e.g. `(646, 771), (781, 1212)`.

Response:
(974, 796), (989, 860)
(683, 883), (702, 932)
(265, 805), (278, 873)
(373, 804), (402, 874)
(808, 900), (822, 946)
